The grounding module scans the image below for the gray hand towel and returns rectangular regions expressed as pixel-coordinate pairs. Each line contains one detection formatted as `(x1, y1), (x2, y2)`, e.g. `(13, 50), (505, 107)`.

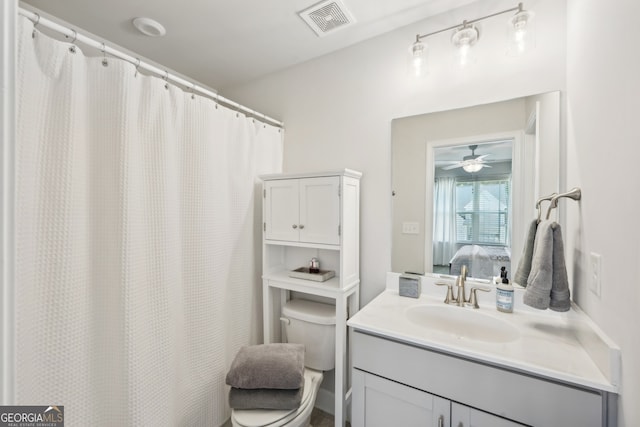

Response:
(514, 219), (538, 286)
(226, 343), (305, 390)
(523, 221), (571, 312)
(548, 223), (571, 312)
(229, 385), (304, 410)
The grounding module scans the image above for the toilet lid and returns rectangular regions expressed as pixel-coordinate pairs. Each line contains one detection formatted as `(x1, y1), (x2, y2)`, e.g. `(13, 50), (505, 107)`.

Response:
(232, 369), (322, 427)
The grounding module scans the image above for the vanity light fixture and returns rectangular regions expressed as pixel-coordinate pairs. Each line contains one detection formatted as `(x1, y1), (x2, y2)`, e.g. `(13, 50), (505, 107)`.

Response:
(410, 2), (534, 75)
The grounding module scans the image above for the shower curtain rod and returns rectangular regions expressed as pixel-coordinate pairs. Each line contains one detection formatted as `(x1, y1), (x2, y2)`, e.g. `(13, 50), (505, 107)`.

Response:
(18, 8), (284, 129)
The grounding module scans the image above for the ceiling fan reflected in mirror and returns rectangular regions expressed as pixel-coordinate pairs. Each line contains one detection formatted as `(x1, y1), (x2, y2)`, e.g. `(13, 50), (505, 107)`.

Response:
(442, 144), (492, 173)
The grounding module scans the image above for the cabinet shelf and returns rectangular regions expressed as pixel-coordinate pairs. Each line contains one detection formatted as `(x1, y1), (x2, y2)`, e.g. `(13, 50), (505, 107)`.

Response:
(263, 269), (358, 297)
(264, 239), (340, 251)
(261, 169), (361, 427)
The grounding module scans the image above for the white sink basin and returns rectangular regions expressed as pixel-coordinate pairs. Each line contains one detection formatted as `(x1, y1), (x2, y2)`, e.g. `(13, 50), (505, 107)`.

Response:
(405, 305), (520, 343)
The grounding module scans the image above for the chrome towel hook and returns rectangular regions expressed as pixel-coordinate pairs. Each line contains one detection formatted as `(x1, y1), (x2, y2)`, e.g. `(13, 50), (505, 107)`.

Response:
(545, 187), (582, 219)
(535, 192), (557, 223)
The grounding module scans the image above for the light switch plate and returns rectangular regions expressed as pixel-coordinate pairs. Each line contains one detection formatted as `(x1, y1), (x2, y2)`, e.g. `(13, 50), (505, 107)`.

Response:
(402, 222), (419, 234)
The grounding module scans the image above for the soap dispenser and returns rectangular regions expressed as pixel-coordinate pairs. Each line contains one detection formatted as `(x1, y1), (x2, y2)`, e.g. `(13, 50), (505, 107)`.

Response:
(496, 266), (514, 313)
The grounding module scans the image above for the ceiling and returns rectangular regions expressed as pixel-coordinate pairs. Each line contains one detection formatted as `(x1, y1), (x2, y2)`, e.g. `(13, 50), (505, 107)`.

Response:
(20, 0), (479, 91)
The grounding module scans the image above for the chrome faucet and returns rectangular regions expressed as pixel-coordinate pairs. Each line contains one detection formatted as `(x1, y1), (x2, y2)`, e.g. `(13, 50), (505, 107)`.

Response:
(455, 265), (468, 306)
(434, 264), (490, 308)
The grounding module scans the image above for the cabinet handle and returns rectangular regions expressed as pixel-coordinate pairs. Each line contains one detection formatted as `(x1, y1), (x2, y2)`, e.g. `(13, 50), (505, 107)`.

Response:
(292, 224), (298, 229)
(299, 224), (304, 229)
(438, 415), (444, 427)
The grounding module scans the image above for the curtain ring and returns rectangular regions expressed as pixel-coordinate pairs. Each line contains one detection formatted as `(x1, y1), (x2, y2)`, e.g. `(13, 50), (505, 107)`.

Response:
(68, 29), (77, 53)
(31, 13), (40, 38)
(215, 94), (219, 109)
(101, 42), (108, 67)
(190, 84), (196, 99)
(70, 30), (78, 44)
(134, 58), (141, 77)
(163, 71), (169, 89)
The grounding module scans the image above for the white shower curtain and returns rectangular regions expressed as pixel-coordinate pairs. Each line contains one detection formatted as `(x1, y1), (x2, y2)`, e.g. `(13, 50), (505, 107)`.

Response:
(15, 16), (282, 426)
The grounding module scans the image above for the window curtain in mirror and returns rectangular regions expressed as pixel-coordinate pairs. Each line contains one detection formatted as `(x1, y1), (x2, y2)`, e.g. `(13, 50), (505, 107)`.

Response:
(15, 16), (282, 426)
(432, 177), (457, 266)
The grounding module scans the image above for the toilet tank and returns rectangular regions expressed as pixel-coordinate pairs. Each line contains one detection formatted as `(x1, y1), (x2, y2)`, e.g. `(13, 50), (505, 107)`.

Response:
(282, 299), (336, 371)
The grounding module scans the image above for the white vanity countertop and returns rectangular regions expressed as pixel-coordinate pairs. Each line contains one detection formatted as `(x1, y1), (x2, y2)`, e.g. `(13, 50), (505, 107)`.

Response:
(348, 274), (620, 393)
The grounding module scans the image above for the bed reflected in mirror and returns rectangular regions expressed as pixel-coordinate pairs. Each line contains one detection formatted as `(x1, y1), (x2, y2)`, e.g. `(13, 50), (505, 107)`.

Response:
(433, 140), (512, 279)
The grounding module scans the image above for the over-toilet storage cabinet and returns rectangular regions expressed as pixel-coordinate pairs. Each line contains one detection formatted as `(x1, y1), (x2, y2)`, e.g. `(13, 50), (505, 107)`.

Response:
(261, 169), (361, 427)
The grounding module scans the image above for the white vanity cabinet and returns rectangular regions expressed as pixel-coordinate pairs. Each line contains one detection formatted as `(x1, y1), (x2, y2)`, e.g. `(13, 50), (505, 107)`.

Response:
(351, 331), (609, 427)
(352, 369), (450, 427)
(264, 176), (340, 245)
(261, 169), (361, 427)
(352, 369), (525, 427)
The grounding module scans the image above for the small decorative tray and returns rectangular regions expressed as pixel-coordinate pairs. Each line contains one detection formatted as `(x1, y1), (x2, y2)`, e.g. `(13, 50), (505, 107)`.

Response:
(288, 267), (336, 282)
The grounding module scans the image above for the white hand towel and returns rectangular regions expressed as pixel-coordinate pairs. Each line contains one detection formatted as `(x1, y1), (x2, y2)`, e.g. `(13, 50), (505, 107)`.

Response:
(523, 220), (571, 312)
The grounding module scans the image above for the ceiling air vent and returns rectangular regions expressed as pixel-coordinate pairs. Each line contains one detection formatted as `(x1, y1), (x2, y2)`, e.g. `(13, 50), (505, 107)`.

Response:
(298, 0), (356, 37)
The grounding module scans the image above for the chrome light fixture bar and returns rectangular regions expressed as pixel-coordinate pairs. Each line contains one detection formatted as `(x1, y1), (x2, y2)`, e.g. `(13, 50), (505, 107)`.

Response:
(410, 2), (534, 75)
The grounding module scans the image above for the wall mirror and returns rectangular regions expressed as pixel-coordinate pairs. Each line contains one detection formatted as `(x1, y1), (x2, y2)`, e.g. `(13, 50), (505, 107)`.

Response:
(391, 91), (560, 281)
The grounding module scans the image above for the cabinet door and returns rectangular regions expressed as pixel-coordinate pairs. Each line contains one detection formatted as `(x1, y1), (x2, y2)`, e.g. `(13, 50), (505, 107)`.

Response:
(298, 177), (340, 245)
(352, 369), (450, 427)
(451, 402), (526, 427)
(264, 179), (300, 242)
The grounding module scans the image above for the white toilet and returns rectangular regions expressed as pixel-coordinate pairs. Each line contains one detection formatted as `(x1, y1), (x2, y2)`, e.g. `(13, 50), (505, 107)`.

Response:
(231, 299), (336, 427)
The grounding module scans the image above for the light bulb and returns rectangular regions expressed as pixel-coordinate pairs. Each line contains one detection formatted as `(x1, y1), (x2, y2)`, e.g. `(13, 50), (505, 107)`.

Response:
(409, 40), (427, 76)
(451, 25), (479, 67)
(463, 163), (484, 173)
(507, 9), (535, 56)
(458, 43), (471, 67)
